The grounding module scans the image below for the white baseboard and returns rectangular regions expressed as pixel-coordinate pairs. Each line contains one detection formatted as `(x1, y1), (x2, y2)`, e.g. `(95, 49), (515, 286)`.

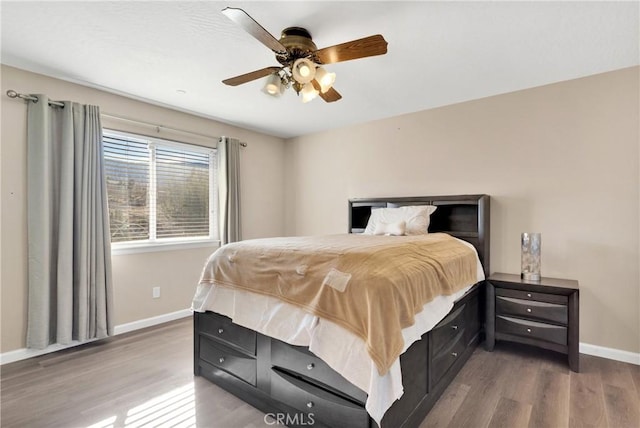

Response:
(0, 309), (192, 365)
(580, 342), (640, 365)
(113, 308), (191, 335)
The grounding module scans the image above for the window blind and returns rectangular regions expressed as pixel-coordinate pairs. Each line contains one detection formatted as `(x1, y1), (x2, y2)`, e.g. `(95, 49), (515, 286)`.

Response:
(104, 134), (150, 243)
(155, 146), (212, 239)
(103, 130), (217, 245)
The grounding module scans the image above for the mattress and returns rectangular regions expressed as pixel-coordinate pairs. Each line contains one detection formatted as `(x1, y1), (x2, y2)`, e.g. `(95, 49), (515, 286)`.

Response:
(191, 238), (484, 425)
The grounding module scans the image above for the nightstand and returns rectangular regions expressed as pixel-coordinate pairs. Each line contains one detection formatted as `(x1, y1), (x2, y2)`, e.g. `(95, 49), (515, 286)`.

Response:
(485, 272), (579, 372)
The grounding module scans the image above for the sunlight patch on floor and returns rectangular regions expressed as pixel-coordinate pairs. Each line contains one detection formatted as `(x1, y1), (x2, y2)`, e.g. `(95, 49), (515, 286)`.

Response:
(86, 383), (196, 428)
(86, 416), (117, 428)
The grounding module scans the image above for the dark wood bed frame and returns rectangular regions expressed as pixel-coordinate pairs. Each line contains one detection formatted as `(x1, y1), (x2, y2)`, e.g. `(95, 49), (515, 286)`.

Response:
(194, 194), (490, 428)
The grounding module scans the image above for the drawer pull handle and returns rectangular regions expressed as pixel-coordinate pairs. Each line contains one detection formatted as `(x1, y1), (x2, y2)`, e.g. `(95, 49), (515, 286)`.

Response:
(526, 328), (532, 333)
(451, 352), (458, 357)
(527, 293), (532, 298)
(219, 357), (225, 363)
(306, 402), (314, 409)
(218, 328), (224, 334)
(527, 308), (532, 313)
(307, 363), (315, 370)
(451, 325), (458, 330)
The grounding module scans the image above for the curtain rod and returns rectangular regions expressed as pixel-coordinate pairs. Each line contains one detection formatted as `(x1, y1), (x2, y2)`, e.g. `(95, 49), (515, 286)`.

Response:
(101, 113), (246, 147)
(6, 89), (64, 107)
(5, 89), (247, 147)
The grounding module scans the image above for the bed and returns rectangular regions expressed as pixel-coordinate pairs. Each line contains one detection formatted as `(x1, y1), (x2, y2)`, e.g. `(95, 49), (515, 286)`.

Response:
(192, 194), (490, 428)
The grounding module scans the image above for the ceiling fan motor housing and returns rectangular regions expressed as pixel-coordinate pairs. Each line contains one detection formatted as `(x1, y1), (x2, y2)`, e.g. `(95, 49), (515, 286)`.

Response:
(276, 27), (318, 65)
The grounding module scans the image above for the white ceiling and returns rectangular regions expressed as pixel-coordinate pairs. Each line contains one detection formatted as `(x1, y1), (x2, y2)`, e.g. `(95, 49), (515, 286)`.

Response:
(1, 1), (638, 139)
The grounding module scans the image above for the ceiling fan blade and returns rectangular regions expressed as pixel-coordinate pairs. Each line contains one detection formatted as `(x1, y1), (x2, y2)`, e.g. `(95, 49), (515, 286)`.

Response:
(312, 80), (342, 103)
(222, 7), (287, 53)
(314, 34), (388, 64)
(319, 87), (342, 103)
(223, 67), (281, 86)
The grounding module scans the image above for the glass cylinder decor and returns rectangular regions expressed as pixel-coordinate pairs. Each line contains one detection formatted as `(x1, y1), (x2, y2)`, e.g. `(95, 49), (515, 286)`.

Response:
(521, 233), (541, 281)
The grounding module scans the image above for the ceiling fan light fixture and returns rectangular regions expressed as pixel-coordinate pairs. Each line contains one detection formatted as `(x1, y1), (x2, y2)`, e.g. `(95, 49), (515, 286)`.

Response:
(300, 82), (319, 103)
(292, 58), (316, 84)
(262, 73), (283, 97)
(315, 67), (336, 93)
(221, 8), (388, 104)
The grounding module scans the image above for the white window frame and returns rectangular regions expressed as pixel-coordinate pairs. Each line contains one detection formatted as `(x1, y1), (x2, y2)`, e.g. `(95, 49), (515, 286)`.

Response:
(104, 129), (220, 255)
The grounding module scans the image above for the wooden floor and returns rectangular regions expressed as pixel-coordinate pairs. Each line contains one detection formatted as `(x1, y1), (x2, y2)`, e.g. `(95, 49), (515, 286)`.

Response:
(1, 318), (638, 428)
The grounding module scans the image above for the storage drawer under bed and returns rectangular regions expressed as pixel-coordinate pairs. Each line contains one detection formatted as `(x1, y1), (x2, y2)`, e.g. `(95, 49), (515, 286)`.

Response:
(199, 336), (257, 386)
(271, 339), (367, 404)
(430, 303), (466, 355)
(198, 311), (257, 355)
(430, 330), (466, 386)
(270, 368), (369, 428)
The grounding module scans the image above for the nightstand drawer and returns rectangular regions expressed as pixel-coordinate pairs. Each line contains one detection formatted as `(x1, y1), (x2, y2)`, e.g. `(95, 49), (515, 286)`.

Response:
(496, 296), (567, 325)
(199, 336), (257, 386)
(495, 287), (568, 305)
(199, 312), (257, 356)
(496, 315), (567, 346)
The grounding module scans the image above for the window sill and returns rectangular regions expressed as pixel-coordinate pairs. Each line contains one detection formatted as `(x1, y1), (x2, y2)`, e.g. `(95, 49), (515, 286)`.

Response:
(111, 239), (221, 256)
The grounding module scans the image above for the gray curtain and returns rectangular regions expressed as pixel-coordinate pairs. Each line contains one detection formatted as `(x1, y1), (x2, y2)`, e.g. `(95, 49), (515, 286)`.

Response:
(218, 136), (241, 244)
(27, 94), (114, 349)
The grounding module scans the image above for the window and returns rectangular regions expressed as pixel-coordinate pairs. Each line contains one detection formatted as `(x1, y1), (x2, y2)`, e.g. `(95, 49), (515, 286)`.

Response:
(103, 129), (217, 251)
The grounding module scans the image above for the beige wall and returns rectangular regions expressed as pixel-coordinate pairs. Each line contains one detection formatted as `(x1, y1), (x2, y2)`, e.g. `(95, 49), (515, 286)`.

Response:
(2, 65), (638, 356)
(0, 65), (286, 352)
(284, 67), (640, 354)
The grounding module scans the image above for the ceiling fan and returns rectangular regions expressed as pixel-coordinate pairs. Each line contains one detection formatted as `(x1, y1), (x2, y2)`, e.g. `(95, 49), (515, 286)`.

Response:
(221, 7), (388, 103)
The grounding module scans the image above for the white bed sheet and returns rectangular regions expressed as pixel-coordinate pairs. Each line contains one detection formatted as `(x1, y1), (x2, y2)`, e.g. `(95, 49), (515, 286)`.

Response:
(191, 238), (485, 426)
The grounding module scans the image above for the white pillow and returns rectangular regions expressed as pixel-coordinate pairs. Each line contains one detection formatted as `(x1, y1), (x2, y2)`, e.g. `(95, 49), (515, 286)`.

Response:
(373, 220), (406, 236)
(364, 205), (437, 236)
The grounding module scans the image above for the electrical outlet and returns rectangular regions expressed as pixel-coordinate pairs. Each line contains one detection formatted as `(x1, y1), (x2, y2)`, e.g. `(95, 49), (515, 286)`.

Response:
(152, 287), (161, 299)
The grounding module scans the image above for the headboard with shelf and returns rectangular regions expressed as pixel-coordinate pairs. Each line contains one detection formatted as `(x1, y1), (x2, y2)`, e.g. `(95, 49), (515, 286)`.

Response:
(349, 194), (490, 276)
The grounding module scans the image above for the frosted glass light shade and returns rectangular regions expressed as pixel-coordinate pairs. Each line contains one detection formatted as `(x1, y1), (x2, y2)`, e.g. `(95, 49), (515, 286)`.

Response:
(315, 67), (336, 93)
(263, 74), (283, 97)
(292, 58), (316, 84)
(301, 82), (319, 103)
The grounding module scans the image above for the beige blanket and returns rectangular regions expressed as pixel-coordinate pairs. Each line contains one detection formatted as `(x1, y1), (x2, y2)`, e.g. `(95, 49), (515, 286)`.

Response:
(199, 233), (477, 375)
